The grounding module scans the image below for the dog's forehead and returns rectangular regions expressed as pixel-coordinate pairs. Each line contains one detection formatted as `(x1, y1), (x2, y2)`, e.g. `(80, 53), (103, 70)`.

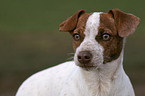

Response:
(84, 12), (102, 37)
(99, 13), (116, 34)
(76, 12), (116, 37)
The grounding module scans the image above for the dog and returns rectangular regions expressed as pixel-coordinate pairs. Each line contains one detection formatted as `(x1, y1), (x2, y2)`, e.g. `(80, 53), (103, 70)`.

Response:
(16, 9), (140, 96)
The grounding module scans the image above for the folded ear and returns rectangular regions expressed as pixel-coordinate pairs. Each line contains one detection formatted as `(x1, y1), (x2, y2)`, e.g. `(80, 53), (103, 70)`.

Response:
(59, 10), (85, 32)
(108, 9), (140, 37)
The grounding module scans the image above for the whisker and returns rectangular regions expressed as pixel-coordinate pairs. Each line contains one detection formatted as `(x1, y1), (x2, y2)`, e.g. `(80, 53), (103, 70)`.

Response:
(104, 56), (111, 59)
(66, 53), (75, 61)
(67, 53), (75, 55)
(66, 56), (74, 61)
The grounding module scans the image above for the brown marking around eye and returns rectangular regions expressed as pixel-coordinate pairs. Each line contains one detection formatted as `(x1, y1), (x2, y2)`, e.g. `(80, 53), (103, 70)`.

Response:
(69, 13), (91, 52)
(97, 13), (124, 64)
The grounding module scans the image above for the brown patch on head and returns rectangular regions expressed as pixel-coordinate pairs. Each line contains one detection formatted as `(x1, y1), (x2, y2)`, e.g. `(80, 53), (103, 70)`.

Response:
(96, 9), (140, 64)
(96, 13), (123, 64)
(59, 10), (86, 32)
(71, 13), (91, 51)
(59, 10), (91, 52)
(108, 9), (140, 37)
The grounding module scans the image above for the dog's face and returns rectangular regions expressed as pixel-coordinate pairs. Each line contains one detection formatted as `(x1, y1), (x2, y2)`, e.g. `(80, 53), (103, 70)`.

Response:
(59, 9), (140, 70)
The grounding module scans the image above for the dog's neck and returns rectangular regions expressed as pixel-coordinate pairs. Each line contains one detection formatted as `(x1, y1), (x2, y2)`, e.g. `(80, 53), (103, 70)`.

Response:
(78, 50), (125, 96)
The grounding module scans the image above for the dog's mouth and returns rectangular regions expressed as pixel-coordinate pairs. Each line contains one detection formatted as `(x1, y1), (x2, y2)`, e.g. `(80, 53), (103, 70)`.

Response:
(78, 64), (97, 70)
(74, 50), (103, 70)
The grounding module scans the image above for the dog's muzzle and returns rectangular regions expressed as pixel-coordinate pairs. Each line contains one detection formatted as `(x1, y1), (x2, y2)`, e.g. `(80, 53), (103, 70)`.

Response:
(77, 51), (95, 68)
(78, 51), (92, 64)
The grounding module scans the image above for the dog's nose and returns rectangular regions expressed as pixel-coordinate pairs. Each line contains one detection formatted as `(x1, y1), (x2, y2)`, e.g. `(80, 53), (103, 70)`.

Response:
(78, 51), (92, 64)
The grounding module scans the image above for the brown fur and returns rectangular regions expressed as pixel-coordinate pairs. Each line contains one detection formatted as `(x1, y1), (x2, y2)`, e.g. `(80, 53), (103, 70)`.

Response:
(108, 9), (140, 37)
(97, 9), (140, 63)
(59, 10), (86, 32)
(69, 13), (91, 51)
(97, 13), (123, 64)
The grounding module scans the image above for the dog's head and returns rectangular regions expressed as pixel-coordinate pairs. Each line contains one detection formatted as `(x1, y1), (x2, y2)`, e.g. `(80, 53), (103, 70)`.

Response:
(59, 9), (140, 70)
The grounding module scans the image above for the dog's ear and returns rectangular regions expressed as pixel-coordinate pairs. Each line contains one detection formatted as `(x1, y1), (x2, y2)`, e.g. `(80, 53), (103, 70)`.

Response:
(108, 9), (140, 37)
(59, 10), (85, 32)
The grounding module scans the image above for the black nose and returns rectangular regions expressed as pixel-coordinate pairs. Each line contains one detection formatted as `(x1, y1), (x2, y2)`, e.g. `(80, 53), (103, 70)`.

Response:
(78, 51), (92, 64)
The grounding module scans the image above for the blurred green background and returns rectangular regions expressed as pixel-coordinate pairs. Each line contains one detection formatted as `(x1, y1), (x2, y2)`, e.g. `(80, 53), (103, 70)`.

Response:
(0, 0), (145, 96)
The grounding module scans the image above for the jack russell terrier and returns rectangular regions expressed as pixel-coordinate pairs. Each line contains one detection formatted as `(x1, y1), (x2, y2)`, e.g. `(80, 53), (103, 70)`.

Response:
(16, 9), (140, 96)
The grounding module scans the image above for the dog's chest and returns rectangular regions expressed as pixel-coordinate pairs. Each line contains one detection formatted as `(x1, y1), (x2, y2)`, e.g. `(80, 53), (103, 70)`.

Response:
(60, 68), (112, 96)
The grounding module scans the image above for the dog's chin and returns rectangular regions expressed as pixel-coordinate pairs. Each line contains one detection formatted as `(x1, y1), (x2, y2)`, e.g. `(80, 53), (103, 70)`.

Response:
(76, 63), (99, 71)
(79, 65), (97, 71)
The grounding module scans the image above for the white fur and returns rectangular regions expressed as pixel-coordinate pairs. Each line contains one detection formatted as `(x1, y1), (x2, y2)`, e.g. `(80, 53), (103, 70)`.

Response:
(74, 12), (104, 69)
(16, 13), (135, 96)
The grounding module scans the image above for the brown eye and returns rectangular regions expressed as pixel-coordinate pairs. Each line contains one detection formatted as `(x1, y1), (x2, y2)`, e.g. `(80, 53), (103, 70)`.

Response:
(73, 34), (81, 41)
(102, 33), (111, 41)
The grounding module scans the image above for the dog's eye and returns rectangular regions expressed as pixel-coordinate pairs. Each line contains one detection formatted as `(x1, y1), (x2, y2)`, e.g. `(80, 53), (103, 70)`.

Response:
(73, 34), (81, 41)
(102, 33), (111, 41)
